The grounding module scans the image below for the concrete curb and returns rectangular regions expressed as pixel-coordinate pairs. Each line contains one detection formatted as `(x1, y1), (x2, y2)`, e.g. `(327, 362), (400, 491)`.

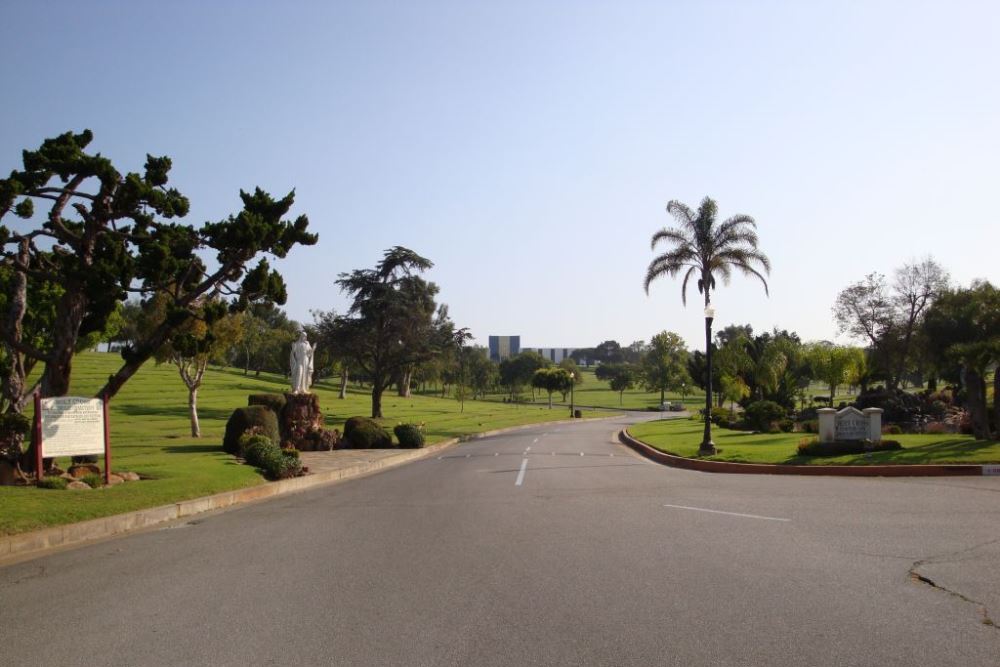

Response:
(619, 429), (994, 477)
(0, 414), (622, 564)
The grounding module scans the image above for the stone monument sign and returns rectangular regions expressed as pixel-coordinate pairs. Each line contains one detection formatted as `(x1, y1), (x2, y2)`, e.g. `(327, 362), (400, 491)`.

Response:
(817, 406), (883, 443)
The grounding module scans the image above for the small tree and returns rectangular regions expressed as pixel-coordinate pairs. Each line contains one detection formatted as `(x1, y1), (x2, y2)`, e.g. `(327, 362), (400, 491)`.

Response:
(642, 331), (691, 405)
(605, 364), (637, 405)
(806, 343), (864, 408)
(531, 367), (573, 409)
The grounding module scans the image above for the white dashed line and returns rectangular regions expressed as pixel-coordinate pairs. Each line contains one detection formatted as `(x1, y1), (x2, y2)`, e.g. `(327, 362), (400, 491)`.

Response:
(515, 458), (528, 486)
(663, 504), (790, 523)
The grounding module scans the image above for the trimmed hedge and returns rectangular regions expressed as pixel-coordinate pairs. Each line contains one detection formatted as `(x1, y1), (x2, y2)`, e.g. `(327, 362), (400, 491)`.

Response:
(797, 438), (902, 457)
(248, 393), (286, 415)
(394, 423), (425, 449)
(343, 417), (393, 449)
(223, 406), (280, 456)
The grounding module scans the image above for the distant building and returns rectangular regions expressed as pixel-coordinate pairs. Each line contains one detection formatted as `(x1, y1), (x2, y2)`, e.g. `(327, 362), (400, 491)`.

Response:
(522, 347), (578, 364)
(488, 335), (520, 362)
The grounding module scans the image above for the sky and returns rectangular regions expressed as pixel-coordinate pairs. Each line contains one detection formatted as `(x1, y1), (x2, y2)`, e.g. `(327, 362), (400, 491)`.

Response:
(1, 1), (997, 352)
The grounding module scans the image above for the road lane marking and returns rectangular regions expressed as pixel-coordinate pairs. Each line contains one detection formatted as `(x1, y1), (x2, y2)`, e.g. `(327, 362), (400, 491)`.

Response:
(494, 452), (499, 456)
(515, 458), (528, 486)
(580, 452), (584, 456)
(533, 438), (539, 444)
(663, 504), (790, 522)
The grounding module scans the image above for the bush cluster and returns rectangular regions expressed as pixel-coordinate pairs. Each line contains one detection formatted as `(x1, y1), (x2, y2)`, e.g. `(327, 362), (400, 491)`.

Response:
(744, 400), (786, 432)
(223, 406), (280, 456)
(343, 417), (393, 449)
(882, 424), (903, 435)
(393, 423), (425, 449)
(240, 434), (303, 480)
(797, 438), (902, 457)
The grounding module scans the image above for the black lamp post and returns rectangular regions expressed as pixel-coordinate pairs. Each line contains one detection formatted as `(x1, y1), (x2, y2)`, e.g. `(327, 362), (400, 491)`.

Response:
(700, 304), (717, 456)
(569, 371), (576, 418)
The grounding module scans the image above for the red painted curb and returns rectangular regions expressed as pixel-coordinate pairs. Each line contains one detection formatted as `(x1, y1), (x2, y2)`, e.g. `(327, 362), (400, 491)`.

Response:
(619, 429), (985, 477)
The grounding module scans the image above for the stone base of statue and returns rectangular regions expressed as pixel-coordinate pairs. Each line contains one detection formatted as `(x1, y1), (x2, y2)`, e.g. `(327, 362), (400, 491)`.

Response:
(280, 392), (341, 451)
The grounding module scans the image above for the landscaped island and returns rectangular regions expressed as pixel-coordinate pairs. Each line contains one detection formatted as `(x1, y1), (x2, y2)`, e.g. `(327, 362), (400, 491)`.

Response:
(628, 417), (1000, 466)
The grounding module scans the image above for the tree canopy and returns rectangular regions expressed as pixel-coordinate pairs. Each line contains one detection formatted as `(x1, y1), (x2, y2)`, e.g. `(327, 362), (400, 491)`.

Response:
(0, 130), (316, 414)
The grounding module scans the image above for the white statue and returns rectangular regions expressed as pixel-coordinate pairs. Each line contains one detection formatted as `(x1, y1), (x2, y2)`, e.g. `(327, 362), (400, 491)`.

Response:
(290, 331), (315, 394)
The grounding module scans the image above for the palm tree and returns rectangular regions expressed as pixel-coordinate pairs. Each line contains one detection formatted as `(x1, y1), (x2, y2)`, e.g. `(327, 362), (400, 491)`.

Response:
(644, 197), (770, 455)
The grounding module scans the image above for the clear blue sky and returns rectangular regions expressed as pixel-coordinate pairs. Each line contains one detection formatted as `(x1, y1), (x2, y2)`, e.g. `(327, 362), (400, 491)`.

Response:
(2, 1), (997, 351)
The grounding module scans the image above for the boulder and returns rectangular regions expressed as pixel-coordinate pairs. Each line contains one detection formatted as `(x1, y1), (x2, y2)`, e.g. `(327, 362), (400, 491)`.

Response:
(69, 464), (102, 479)
(107, 474), (125, 486)
(119, 471), (141, 482)
(281, 393), (329, 451)
(67, 480), (91, 490)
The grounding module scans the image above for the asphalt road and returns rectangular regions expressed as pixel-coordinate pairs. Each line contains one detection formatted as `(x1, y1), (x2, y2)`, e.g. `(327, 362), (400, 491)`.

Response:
(3, 414), (1000, 666)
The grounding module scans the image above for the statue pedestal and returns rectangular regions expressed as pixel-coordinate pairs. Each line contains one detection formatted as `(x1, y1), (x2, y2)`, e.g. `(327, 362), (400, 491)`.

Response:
(281, 393), (339, 451)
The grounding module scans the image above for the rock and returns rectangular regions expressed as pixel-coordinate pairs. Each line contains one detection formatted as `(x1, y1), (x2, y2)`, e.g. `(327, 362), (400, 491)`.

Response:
(0, 460), (21, 486)
(67, 480), (91, 490)
(107, 474), (125, 486)
(118, 471), (141, 482)
(280, 392), (328, 451)
(69, 464), (101, 479)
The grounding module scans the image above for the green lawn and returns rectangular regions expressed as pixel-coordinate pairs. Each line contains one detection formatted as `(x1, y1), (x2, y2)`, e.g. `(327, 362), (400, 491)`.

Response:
(421, 368), (706, 411)
(629, 417), (1000, 466)
(1, 352), (612, 536)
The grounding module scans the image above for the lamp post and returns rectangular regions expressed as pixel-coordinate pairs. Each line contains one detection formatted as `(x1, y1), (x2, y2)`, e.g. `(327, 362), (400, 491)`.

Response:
(700, 304), (716, 456)
(569, 371), (576, 418)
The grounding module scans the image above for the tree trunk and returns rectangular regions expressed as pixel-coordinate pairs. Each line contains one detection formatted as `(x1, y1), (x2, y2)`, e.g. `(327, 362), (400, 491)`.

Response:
(41, 288), (89, 398)
(398, 369), (411, 397)
(548, 392), (552, 409)
(2, 239), (29, 414)
(371, 385), (384, 419)
(993, 369), (999, 440)
(966, 367), (989, 440)
(660, 388), (665, 405)
(189, 386), (201, 438)
(339, 369), (348, 399)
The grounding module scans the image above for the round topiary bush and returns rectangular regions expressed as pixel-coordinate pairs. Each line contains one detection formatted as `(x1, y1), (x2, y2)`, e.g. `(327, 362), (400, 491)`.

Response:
(744, 400), (787, 432)
(343, 417), (393, 449)
(223, 406), (280, 456)
(248, 393), (287, 415)
(394, 423), (425, 449)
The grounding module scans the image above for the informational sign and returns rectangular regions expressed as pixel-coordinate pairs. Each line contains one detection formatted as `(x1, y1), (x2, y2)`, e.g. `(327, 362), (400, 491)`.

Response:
(39, 397), (106, 457)
(834, 408), (869, 441)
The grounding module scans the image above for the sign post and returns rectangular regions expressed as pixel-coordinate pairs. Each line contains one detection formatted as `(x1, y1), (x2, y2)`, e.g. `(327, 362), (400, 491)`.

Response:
(34, 395), (111, 482)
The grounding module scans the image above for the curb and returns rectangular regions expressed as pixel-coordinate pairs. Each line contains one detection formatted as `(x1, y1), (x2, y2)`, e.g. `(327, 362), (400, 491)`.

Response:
(618, 429), (997, 477)
(0, 414), (622, 565)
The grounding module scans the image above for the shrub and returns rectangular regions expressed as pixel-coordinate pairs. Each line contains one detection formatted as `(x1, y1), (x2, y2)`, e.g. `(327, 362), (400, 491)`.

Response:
(394, 423), (425, 449)
(800, 419), (819, 434)
(243, 435), (276, 467)
(574, 409), (582, 418)
(243, 435), (302, 479)
(81, 473), (103, 488)
(797, 438), (903, 457)
(709, 406), (733, 426)
(927, 400), (948, 419)
(744, 400), (786, 432)
(343, 417), (393, 449)
(925, 421), (952, 435)
(223, 406), (280, 456)
(883, 424), (903, 435)
(778, 418), (794, 433)
(248, 393), (287, 415)
(37, 476), (68, 490)
(854, 387), (921, 423)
